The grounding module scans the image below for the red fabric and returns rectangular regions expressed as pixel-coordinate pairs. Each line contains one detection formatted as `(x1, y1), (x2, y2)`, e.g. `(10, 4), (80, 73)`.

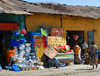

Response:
(0, 23), (19, 31)
(43, 36), (47, 48)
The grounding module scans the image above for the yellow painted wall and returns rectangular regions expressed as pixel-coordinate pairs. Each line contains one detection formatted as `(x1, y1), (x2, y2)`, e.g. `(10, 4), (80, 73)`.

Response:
(26, 13), (61, 32)
(26, 13), (100, 51)
(62, 16), (100, 50)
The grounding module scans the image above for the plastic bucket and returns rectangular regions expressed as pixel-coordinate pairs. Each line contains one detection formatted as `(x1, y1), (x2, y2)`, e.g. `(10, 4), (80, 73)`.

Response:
(7, 57), (11, 62)
(6, 50), (15, 62)
(7, 51), (15, 57)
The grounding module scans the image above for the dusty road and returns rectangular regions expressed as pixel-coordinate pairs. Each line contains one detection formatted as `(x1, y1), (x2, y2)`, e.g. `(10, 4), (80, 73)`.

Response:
(69, 72), (100, 76)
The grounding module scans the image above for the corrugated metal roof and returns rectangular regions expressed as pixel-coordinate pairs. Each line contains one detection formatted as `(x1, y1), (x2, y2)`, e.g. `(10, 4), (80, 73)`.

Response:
(35, 3), (100, 19)
(0, 0), (32, 15)
(1, 0), (100, 18)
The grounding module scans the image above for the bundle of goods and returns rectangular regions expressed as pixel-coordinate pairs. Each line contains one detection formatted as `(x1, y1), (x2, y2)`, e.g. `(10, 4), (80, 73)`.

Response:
(57, 45), (71, 53)
(50, 28), (63, 37)
(11, 29), (27, 47)
(78, 39), (83, 44)
(72, 35), (79, 41)
(54, 45), (74, 65)
(82, 53), (90, 64)
(6, 43), (44, 71)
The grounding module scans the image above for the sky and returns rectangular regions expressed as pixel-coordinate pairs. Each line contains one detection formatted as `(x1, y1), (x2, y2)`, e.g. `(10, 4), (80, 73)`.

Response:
(24, 0), (100, 7)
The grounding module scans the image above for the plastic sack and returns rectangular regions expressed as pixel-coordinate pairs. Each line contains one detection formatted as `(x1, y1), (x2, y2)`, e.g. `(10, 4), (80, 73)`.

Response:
(82, 42), (88, 49)
(10, 64), (21, 71)
(84, 42), (88, 48)
(39, 66), (44, 70)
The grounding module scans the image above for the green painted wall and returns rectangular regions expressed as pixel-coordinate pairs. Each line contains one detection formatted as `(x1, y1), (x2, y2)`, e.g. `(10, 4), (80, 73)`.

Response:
(0, 13), (25, 31)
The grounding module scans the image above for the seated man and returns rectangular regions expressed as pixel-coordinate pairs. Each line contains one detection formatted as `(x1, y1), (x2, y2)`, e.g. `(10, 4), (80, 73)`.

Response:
(43, 54), (62, 68)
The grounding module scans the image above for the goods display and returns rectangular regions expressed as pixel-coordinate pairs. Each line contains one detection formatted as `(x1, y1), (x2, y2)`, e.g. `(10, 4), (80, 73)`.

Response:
(50, 28), (63, 37)
(47, 36), (66, 48)
(43, 46), (58, 59)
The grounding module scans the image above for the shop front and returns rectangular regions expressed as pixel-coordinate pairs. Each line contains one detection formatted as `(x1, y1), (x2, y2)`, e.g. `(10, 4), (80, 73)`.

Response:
(66, 31), (84, 54)
(0, 14), (25, 69)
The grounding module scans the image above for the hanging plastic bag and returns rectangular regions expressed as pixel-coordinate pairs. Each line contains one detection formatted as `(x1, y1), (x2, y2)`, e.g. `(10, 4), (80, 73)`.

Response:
(84, 42), (88, 48)
(82, 42), (88, 49)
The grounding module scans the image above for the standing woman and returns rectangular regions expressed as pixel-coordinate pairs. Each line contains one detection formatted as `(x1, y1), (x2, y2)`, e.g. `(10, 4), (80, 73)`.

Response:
(89, 41), (98, 69)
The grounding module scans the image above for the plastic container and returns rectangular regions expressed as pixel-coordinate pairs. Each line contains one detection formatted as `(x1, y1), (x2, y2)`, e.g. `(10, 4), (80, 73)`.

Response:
(28, 37), (34, 41)
(11, 40), (20, 47)
(25, 53), (30, 57)
(20, 40), (27, 44)
(28, 32), (41, 37)
(25, 47), (31, 53)
(28, 41), (35, 45)
(6, 49), (15, 62)
(20, 38), (27, 44)
(6, 50), (15, 57)
(20, 44), (25, 48)
(19, 50), (25, 54)
(25, 43), (31, 47)
(7, 57), (11, 63)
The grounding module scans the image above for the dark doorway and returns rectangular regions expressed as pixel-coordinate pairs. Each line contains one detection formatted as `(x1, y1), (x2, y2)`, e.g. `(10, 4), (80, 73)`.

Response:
(66, 31), (85, 54)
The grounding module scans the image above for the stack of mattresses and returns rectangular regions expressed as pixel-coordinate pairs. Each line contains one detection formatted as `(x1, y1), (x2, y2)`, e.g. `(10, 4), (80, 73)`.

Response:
(55, 52), (74, 64)
(47, 36), (66, 48)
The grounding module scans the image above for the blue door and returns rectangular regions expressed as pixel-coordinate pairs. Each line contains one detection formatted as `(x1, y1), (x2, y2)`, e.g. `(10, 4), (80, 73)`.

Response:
(88, 31), (94, 48)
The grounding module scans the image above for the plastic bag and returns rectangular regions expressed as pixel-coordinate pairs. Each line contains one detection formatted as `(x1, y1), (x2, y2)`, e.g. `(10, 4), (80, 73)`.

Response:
(84, 42), (88, 48)
(82, 42), (88, 49)
(10, 64), (21, 71)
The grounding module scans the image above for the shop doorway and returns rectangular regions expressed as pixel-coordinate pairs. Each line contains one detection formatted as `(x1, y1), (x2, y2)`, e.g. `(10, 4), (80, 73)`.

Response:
(66, 31), (85, 54)
(0, 31), (13, 69)
(0, 33), (4, 55)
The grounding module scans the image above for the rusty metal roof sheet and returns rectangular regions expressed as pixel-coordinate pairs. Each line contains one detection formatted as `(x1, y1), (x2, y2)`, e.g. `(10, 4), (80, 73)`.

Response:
(0, 0), (32, 15)
(1, 0), (100, 18)
(34, 3), (100, 19)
